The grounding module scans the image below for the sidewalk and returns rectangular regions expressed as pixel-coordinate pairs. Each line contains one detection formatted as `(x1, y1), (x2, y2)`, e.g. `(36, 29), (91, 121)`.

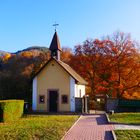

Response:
(114, 124), (140, 130)
(106, 113), (140, 130)
(62, 114), (114, 140)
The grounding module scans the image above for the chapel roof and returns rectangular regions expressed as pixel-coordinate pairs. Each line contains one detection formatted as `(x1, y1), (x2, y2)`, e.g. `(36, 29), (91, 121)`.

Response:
(57, 59), (88, 85)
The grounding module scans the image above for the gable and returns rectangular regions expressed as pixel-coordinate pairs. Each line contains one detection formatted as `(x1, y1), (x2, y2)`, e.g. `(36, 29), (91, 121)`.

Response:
(33, 58), (88, 85)
(36, 59), (70, 83)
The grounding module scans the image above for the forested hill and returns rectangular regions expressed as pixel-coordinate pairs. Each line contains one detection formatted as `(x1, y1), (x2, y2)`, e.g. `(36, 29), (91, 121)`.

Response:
(15, 46), (49, 54)
(0, 46), (49, 57)
(0, 46), (50, 102)
(0, 50), (10, 57)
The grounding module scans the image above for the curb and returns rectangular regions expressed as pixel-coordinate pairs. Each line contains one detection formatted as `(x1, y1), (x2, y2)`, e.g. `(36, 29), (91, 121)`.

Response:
(61, 115), (82, 140)
(105, 113), (117, 140)
(105, 113), (110, 123)
(112, 130), (117, 140)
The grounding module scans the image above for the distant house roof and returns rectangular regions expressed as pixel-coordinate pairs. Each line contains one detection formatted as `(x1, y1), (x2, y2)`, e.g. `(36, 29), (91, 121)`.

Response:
(33, 58), (88, 85)
(49, 31), (62, 51)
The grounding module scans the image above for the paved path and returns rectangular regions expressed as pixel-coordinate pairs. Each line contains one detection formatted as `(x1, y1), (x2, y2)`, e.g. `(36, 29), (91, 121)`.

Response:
(114, 124), (140, 130)
(62, 114), (114, 140)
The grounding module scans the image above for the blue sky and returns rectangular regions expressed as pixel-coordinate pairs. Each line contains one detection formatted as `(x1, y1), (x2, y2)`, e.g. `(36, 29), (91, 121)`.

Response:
(0, 0), (140, 52)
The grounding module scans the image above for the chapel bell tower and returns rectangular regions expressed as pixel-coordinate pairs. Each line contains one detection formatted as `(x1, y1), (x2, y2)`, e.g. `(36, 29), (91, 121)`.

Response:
(49, 31), (62, 61)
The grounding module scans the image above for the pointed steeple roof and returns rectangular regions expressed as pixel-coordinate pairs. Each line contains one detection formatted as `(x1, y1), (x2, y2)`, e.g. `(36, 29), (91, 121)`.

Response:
(49, 31), (62, 51)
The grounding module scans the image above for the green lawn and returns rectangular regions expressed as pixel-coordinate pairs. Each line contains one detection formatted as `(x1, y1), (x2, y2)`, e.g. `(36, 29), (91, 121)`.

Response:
(115, 130), (140, 140)
(109, 113), (140, 124)
(0, 115), (79, 140)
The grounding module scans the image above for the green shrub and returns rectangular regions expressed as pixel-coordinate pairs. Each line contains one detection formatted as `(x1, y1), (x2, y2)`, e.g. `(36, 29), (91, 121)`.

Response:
(0, 100), (24, 122)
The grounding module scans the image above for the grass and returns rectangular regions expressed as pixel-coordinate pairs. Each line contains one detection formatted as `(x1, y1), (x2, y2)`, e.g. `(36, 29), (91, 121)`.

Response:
(108, 113), (140, 124)
(0, 115), (79, 140)
(115, 130), (140, 140)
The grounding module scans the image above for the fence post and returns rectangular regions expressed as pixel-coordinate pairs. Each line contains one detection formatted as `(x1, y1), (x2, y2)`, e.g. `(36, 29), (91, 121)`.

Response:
(85, 95), (89, 114)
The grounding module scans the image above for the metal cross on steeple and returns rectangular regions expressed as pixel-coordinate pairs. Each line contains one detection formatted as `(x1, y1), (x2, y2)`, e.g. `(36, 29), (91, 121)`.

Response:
(53, 22), (59, 31)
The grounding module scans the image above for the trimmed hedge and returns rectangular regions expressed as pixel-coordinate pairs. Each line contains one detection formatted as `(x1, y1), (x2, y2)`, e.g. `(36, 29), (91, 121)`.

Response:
(0, 100), (24, 122)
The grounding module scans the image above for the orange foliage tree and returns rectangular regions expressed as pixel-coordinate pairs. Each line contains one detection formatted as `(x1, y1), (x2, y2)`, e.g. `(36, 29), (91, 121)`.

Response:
(61, 47), (73, 63)
(69, 32), (140, 98)
(3, 53), (11, 61)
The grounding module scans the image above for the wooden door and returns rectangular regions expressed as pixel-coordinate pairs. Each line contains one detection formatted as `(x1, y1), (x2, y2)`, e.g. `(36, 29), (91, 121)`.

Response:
(49, 91), (58, 112)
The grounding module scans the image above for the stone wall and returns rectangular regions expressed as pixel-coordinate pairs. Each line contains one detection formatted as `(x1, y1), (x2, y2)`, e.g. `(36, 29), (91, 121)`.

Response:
(106, 98), (119, 112)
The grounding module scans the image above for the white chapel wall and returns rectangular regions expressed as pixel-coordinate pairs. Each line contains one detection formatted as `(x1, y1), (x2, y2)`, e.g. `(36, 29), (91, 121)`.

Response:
(70, 77), (75, 112)
(75, 84), (85, 98)
(32, 77), (37, 110)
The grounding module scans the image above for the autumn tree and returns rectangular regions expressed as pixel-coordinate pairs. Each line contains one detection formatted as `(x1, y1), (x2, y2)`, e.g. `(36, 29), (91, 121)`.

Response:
(104, 32), (140, 98)
(69, 40), (105, 97)
(61, 47), (73, 63)
(69, 32), (140, 99)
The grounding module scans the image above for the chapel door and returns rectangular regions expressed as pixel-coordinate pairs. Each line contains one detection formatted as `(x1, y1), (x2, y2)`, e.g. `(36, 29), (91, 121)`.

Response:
(49, 91), (58, 112)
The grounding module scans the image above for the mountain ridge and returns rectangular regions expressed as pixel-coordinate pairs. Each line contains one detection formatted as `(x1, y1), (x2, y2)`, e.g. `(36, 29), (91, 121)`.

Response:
(0, 46), (49, 57)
